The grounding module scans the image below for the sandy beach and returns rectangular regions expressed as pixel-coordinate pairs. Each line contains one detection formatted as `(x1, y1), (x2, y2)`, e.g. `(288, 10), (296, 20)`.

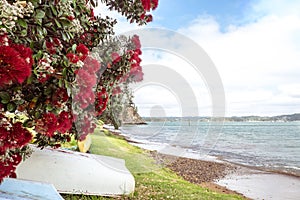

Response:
(216, 167), (300, 200)
(150, 152), (249, 198)
(149, 151), (300, 200)
(108, 127), (300, 199)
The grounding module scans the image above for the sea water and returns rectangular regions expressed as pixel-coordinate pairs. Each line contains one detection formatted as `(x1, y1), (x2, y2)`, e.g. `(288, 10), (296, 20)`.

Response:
(120, 120), (300, 176)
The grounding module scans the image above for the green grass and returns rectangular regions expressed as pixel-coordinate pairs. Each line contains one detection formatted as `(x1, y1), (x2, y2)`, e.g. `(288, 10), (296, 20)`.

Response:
(62, 128), (245, 200)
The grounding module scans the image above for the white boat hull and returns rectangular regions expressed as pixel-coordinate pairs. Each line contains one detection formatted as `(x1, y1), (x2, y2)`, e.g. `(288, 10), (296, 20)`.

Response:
(16, 146), (135, 196)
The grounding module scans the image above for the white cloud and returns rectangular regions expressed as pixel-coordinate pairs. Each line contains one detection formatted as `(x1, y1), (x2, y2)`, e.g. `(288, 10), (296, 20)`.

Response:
(133, 50), (213, 117)
(278, 84), (300, 98)
(94, 1), (300, 117)
(133, 85), (182, 117)
(172, 1), (300, 116)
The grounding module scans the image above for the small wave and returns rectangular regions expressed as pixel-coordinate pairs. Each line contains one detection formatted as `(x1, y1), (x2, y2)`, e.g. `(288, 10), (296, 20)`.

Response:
(283, 165), (300, 170)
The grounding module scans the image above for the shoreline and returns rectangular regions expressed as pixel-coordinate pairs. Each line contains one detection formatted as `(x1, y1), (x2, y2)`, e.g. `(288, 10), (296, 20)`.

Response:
(148, 150), (300, 200)
(219, 158), (300, 178)
(105, 126), (300, 199)
(149, 151), (249, 198)
(120, 133), (300, 178)
(107, 125), (300, 177)
(105, 127), (248, 197)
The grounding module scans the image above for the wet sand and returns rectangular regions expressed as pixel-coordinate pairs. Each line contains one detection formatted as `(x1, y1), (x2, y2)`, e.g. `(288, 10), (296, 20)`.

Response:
(216, 169), (300, 200)
(150, 151), (300, 200)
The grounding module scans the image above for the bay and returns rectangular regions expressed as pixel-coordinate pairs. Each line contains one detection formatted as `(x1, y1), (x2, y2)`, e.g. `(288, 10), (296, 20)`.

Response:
(121, 120), (300, 176)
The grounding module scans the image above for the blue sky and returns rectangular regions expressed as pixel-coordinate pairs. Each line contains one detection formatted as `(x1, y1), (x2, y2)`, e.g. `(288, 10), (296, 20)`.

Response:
(151, 0), (254, 31)
(97, 0), (300, 117)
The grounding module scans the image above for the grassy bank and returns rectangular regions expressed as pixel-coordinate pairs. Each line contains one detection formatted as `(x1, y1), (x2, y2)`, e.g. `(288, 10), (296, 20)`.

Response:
(63, 128), (245, 200)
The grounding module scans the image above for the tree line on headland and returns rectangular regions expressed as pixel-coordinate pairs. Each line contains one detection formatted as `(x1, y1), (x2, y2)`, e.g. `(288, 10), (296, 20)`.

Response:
(143, 113), (300, 122)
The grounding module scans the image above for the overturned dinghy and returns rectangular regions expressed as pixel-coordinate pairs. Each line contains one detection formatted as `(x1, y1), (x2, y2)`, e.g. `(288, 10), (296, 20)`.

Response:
(0, 178), (63, 200)
(16, 146), (135, 196)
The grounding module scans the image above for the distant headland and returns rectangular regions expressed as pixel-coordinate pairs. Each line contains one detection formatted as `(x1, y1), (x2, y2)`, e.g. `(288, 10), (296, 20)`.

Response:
(142, 113), (300, 122)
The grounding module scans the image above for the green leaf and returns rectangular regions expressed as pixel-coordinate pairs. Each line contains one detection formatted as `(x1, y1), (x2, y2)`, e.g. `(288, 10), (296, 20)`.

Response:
(37, 26), (43, 36)
(63, 59), (68, 67)
(30, 41), (34, 49)
(43, 27), (48, 36)
(60, 19), (72, 27)
(58, 79), (63, 87)
(50, 5), (57, 16)
(44, 87), (52, 96)
(61, 32), (68, 41)
(45, 8), (53, 18)
(35, 9), (45, 19)
(18, 18), (28, 29)
(71, 44), (77, 52)
(32, 97), (39, 103)
(14, 99), (25, 105)
(37, 50), (43, 58)
(20, 29), (27, 36)
(54, 19), (61, 28)
(46, 104), (53, 111)
(7, 102), (16, 112)
(27, 75), (33, 84)
(35, 111), (41, 118)
(0, 92), (10, 104)
(62, 68), (67, 77)
(67, 32), (74, 39)
(33, 67), (38, 76)
(64, 80), (70, 90)
(23, 119), (33, 128)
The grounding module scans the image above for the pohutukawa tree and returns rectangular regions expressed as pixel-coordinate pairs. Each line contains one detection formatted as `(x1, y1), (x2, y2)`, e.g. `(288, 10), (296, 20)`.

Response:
(0, 0), (158, 182)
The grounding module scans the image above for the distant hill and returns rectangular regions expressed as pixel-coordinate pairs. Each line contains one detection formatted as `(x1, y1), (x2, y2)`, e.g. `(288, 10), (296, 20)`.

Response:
(269, 113), (300, 121)
(143, 113), (300, 122)
(225, 113), (300, 122)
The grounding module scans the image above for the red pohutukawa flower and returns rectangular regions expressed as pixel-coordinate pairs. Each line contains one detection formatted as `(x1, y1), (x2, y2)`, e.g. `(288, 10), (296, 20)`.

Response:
(90, 8), (95, 20)
(57, 111), (73, 133)
(146, 15), (153, 22)
(76, 68), (97, 88)
(0, 121), (32, 154)
(67, 44), (90, 64)
(122, 37), (144, 82)
(112, 86), (122, 96)
(141, 0), (151, 11)
(83, 56), (101, 72)
(0, 34), (8, 45)
(140, 0), (158, 22)
(66, 15), (75, 21)
(46, 41), (56, 54)
(111, 52), (121, 65)
(35, 111), (73, 136)
(35, 112), (58, 137)
(73, 55), (101, 109)
(95, 88), (109, 116)
(66, 53), (79, 63)
(141, 0), (158, 11)
(11, 44), (34, 67)
(53, 38), (62, 46)
(130, 65), (144, 82)
(0, 41), (32, 87)
(74, 87), (95, 109)
(77, 116), (97, 141)
(0, 153), (23, 180)
(0, 115), (32, 180)
(76, 44), (89, 60)
(132, 35), (141, 49)
(52, 88), (69, 107)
